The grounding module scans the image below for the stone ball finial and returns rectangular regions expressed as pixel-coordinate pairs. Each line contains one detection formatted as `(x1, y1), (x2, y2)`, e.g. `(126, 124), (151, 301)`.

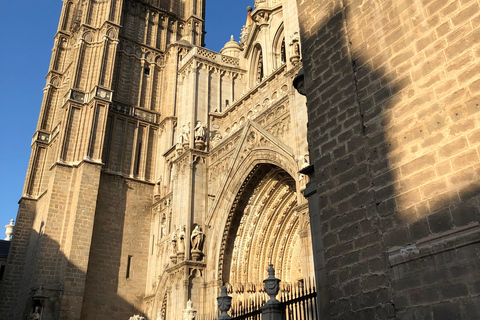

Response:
(247, 6), (253, 12)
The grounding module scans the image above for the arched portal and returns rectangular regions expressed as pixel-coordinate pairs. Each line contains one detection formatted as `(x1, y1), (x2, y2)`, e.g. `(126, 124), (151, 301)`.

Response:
(221, 164), (313, 295)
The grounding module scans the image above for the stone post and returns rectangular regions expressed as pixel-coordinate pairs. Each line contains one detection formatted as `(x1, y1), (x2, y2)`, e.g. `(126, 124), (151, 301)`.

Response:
(260, 264), (283, 320)
(217, 286), (232, 320)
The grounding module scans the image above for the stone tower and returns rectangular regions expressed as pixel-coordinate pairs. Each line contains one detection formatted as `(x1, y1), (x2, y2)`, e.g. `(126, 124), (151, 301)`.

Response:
(0, 0), (311, 319)
(0, 0), (205, 319)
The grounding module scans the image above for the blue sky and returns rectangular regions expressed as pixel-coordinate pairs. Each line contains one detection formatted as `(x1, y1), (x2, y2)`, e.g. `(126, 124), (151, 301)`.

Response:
(0, 1), (252, 229)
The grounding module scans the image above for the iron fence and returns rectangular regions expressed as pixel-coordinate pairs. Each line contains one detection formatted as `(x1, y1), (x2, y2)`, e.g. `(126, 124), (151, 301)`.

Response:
(229, 278), (317, 320)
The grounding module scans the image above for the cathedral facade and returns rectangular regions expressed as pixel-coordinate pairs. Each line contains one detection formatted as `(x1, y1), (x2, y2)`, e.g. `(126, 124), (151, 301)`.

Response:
(0, 0), (312, 319)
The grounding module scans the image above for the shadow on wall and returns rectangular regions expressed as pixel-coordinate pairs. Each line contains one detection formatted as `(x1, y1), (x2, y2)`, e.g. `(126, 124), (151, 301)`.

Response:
(82, 172), (152, 320)
(298, 0), (480, 319)
(0, 172), (149, 320)
(0, 230), (143, 320)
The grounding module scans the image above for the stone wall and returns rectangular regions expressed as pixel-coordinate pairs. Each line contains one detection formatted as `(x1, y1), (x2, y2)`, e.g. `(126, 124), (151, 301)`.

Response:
(81, 173), (153, 320)
(297, 0), (480, 318)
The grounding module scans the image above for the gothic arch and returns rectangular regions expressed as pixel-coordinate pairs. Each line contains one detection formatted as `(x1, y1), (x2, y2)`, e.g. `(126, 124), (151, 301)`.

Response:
(223, 164), (299, 285)
(207, 143), (299, 283)
(272, 23), (285, 69)
(249, 43), (264, 86)
(61, 2), (74, 31)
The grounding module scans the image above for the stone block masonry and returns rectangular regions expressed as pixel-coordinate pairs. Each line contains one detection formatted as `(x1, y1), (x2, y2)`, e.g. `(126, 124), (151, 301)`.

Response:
(297, 0), (480, 318)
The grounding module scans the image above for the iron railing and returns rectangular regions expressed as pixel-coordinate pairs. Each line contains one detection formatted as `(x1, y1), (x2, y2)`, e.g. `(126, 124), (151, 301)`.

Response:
(228, 278), (317, 320)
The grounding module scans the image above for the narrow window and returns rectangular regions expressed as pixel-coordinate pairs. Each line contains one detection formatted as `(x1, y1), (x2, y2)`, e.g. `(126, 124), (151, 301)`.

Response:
(281, 38), (286, 63)
(256, 50), (264, 83)
(144, 67), (150, 76)
(152, 235), (155, 255)
(134, 141), (142, 176)
(126, 255), (132, 279)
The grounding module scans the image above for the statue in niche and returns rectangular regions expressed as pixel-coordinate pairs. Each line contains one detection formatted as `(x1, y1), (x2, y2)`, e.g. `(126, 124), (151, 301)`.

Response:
(293, 42), (300, 56)
(30, 306), (41, 320)
(194, 121), (206, 141)
(155, 177), (162, 196)
(170, 230), (178, 263)
(177, 225), (186, 260)
(160, 221), (166, 238)
(190, 225), (204, 261)
(182, 300), (197, 320)
(178, 124), (190, 144)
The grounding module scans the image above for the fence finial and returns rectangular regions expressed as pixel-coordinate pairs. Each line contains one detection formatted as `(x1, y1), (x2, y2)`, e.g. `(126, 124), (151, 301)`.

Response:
(263, 264), (281, 305)
(217, 286), (232, 319)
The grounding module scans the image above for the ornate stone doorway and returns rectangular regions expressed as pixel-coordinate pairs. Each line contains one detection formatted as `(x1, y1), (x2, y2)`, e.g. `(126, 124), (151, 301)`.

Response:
(220, 164), (313, 296)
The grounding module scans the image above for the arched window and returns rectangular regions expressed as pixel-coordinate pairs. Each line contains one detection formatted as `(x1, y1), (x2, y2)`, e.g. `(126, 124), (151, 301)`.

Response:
(272, 24), (285, 69)
(250, 44), (264, 87)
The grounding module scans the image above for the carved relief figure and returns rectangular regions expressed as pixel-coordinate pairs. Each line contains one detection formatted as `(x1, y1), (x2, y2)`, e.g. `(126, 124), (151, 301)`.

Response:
(212, 133), (222, 147)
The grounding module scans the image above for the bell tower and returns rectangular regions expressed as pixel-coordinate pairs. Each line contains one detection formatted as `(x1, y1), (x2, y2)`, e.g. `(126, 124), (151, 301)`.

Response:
(0, 0), (205, 319)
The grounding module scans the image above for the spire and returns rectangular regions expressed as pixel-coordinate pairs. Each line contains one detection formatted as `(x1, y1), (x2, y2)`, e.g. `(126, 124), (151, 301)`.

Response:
(246, 6), (253, 27)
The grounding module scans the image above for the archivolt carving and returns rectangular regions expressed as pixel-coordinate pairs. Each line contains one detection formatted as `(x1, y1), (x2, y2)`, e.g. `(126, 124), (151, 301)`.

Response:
(218, 164), (300, 286)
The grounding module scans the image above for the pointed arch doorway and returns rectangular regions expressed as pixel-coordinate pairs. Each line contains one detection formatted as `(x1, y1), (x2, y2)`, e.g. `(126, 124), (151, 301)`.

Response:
(220, 164), (314, 297)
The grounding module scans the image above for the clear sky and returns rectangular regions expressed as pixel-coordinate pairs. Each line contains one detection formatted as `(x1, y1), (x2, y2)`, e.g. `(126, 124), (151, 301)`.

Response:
(0, 0), (253, 230)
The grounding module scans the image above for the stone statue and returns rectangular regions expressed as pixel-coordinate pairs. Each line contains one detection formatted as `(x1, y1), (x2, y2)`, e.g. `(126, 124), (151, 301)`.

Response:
(191, 226), (204, 251)
(194, 121), (206, 141)
(171, 231), (178, 255)
(30, 306), (41, 320)
(293, 42), (300, 56)
(191, 225), (204, 261)
(177, 225), (186, 255)
(178, 124), (190, 144)
(182, 300), (197, 320)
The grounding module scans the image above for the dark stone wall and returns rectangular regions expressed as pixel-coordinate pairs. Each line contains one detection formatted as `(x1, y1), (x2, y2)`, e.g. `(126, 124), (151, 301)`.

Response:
(297, 0), (480, 318)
